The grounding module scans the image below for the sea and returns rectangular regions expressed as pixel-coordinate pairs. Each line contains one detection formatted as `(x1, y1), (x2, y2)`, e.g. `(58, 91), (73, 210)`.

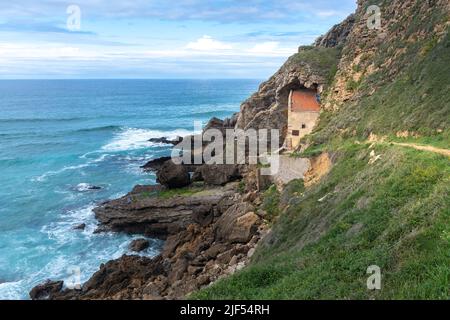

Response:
(0, 79), (260, 299)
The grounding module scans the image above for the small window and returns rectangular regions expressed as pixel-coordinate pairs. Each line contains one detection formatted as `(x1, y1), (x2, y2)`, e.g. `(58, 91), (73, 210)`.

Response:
(301, 124), (307, 129)
(292, 130), (300, 136)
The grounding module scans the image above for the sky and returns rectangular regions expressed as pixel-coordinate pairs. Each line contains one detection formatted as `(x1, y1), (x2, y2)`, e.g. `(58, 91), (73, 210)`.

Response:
(0, 0), (357, 79)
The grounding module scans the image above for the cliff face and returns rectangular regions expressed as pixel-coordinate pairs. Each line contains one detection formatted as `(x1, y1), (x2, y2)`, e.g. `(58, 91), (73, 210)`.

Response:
(235, 27), (348, 143)
(236, 0), (450, 143)
(194, 0), (450, 300)
(318, 0), (450, 139)
(30, 0), (450, 301)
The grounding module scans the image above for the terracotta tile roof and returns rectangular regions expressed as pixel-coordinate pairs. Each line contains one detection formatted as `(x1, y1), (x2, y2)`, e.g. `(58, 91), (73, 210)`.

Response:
(291, 89), (321, 112)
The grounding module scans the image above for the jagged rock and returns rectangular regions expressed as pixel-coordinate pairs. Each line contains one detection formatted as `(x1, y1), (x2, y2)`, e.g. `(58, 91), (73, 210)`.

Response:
(215, 202), (259, 243)
(94, 184), (237, 239)
(204, 117), (224, 133)
(148, 137), (182, 145)
(156, 160), (191, 189)
(29, 280), (63, 300)
(129, 239), (150, 252)
(235, 52), (329, 144)
(141, 156), (172, 172)
(31, 255), (169, 300)
(191, 167), (203, 182)
(314, 14), (355, 48)
(223, 113), (239, 128)
(192, 205), (214, 227)
(73, 223), (86, 230)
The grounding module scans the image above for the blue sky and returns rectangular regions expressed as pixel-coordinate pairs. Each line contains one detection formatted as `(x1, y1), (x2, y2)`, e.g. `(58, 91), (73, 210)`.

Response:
(0, 0), (357, 79)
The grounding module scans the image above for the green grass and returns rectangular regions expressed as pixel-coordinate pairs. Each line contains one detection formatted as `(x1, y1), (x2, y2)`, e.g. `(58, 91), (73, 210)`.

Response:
(191, 9), (450, 300)
(142, 185), (205, 199)
(158, 188), (202, 199)
(261, 185), (280, 222)
(312, 27), (450, 144)
(192, 143), (450, 299)
(389, 130), (450, 150)
(288, 46), (342, 85)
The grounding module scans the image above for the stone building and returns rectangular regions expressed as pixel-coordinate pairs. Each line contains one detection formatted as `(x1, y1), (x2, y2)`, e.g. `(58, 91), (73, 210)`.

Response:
(285, 88), (321, 150)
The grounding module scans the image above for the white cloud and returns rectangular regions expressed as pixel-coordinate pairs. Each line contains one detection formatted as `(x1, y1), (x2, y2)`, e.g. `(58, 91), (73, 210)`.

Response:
(185, 35), (232, 51)
(246, 42), (296, 56)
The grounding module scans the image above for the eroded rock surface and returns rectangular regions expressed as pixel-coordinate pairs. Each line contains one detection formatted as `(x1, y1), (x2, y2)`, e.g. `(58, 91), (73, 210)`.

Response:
(94, 183), (238, 239)
(31, 182), (266, 300)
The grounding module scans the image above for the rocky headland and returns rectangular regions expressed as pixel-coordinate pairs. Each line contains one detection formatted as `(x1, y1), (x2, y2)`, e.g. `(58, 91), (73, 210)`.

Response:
(29, 0), (378, 300)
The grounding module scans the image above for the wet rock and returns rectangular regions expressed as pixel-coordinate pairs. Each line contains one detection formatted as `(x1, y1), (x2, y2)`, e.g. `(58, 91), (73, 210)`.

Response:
(129, 239), (150, 252)
(29, 280), (63, 300)
(141, 156), (172, 172)
(148, 137), (182, 145)
(73, 223), (86, 230)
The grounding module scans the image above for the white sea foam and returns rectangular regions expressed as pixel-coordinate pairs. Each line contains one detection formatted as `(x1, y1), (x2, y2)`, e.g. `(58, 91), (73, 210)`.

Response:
(41, 205), (98, 243)
(0, 280), (24, 300)
(75, 183), (102, 192)
(33, 163), (91, 182)
(101, 127), (193, 152)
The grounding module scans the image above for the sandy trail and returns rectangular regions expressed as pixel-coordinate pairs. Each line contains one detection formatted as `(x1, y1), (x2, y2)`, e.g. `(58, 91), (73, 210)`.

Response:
(392, 142), (450, 157)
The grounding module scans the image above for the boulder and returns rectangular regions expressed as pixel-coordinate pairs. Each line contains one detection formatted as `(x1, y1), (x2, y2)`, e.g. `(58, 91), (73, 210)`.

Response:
(129, 239), (150, 252)
(141, 156), (172, 172)
(156, 160), (191, 189)
(215, 202), (259, 243)
(73, 223), (86, 231)
(204, 117), (224, 133)
(29, 280), (63, 300)
(199, 164), (242, 186)
(230, 212), (260, 243)
(148, 137), (182, 145)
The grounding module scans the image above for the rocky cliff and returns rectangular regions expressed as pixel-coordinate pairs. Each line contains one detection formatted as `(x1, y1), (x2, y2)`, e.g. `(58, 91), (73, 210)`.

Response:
(30, 0), (450, 300)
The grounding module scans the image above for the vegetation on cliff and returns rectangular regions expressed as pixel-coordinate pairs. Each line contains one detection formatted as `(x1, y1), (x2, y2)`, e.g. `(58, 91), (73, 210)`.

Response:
(194, 0), (450, 300)
(194, 143), (449, 299)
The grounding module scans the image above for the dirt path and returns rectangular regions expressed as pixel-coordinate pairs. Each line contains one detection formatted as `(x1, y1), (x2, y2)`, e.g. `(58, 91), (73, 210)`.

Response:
(392, 142), (450, 157)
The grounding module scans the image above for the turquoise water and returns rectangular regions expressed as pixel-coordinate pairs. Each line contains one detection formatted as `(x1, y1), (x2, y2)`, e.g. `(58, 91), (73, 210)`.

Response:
(0, 79), (259, 299)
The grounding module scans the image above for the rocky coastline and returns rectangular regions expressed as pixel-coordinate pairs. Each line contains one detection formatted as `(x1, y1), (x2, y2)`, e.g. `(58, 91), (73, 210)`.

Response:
(29, 9), (355, 299)
(30, 161), (268, 300)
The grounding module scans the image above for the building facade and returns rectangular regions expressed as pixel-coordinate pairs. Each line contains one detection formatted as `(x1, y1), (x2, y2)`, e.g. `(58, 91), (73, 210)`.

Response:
(285, 88), (321, 150)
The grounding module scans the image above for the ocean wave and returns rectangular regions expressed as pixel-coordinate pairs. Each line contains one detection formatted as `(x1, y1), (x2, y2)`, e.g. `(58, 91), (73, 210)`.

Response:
(101, 127), (193, 152)
(41, 205), (98, 243)
(0, 280), (24, 300)
(73, 125), (121, 133)
(33, 163), (91, 182)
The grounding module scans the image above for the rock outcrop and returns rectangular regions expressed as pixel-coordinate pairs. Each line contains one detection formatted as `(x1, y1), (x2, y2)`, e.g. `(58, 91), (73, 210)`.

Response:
(141, 156), (172, 172)
(235, 49), (336, 144)
(156, 160), (191, 189)
(149, 137), (183, 145)
(196, 164), (242, 186)
(29, 280), (64, 300)
(94, 183), (238, 239)
(129, 239), (150, 252)
(314, 14), (356, 48)
(31, 182), (266, 300)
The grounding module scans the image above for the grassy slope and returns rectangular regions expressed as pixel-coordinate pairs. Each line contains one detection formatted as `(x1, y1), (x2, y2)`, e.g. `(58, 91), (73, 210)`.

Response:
(193, 14), (449, 300)
(313, 28), (450, 146)
(194, 143), (449, 299)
